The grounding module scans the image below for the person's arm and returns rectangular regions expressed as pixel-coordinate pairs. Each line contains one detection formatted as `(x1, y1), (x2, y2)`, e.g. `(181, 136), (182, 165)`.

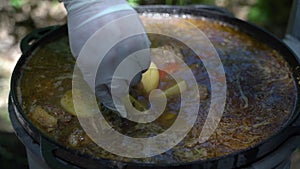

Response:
(61, 0), (151, 117)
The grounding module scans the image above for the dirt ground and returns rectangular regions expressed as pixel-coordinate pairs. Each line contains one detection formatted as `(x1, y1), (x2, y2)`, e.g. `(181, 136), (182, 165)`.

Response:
(0, 1), (299, 169)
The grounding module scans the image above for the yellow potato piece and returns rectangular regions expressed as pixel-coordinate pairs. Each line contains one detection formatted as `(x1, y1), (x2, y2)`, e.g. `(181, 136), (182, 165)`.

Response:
(157, 112), (177, 129)
(60, 90), (76, 116)
(162, 112), (177, 120)
(31, 106), (57, 130)
(60, 89), (98, 117)
(141, 62), (160, 94)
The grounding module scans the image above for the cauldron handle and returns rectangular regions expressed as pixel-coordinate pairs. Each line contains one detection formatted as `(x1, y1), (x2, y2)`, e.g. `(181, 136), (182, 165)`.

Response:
(40, 137), (118, 169)
(20, 26), (60, 53)
(40, 137), (79, 169)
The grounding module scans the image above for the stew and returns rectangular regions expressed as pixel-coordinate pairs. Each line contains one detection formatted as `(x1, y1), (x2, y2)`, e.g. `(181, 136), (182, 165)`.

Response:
(17, 14), (296, 163)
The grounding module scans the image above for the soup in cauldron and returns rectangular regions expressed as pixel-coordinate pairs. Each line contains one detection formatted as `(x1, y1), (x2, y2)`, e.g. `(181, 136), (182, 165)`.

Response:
(17, 14), (296, 163)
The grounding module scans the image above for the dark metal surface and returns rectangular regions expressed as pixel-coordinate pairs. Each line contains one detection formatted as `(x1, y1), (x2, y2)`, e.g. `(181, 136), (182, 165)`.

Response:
(9, 5), (300, 169)
(9, 94), (50, 169)
(20, 26), (61, 54)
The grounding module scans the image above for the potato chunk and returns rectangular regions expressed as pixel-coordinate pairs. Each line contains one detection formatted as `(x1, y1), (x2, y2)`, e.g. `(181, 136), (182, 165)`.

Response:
(31, 106), (57, 131)
(141, 62), (160, 94)
(60, 90), (76, 116)
(60, 89), (99, 117)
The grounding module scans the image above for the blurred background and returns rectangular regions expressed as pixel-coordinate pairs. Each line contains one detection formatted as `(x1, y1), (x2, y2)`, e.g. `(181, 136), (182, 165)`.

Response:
(0, 0), (299, 168)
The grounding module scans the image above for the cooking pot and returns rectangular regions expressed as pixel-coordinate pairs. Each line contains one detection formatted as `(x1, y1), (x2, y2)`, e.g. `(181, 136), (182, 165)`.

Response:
(9, 5), (300, 169)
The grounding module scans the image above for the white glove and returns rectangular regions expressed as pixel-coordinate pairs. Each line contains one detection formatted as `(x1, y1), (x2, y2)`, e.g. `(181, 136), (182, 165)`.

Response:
(63, 0), (151, 117)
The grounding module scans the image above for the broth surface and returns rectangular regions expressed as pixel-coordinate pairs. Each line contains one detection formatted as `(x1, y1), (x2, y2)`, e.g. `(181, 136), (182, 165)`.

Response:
(18, 14), (296, 163)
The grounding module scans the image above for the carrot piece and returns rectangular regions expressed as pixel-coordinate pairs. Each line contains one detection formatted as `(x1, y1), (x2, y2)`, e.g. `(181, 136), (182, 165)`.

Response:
(159, 62), (181, 79)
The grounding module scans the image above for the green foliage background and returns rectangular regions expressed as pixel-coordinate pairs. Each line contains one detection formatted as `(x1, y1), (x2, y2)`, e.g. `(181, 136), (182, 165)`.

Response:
(247, 0), (293, 37)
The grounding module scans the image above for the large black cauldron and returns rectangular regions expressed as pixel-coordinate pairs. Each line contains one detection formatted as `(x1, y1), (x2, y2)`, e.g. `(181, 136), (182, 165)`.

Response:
(9, 5), (300, 169)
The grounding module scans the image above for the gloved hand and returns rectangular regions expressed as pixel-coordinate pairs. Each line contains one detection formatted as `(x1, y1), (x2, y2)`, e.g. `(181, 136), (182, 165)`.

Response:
(62, 0), (151, 117)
